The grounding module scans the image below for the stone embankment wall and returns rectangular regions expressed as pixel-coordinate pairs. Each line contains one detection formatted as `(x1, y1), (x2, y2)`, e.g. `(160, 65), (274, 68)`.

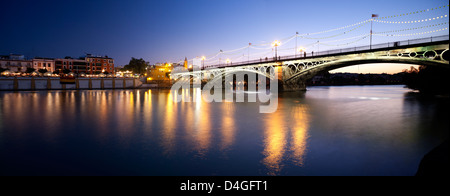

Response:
(0, 77), (142, 91)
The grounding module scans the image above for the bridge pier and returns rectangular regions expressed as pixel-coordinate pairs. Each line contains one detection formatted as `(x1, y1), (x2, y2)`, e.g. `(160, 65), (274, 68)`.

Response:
(280, 65), (307, 91)
(281, 78), (307, 91)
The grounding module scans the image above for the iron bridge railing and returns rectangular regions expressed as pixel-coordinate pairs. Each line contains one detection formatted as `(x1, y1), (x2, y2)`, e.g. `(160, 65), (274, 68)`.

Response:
(202, 35), (449, 69)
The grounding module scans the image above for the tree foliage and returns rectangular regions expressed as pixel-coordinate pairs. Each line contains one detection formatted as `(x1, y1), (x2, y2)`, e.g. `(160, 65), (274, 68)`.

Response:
(26, 67), (36, 73)
(38, 69), (48, 74)
(402, 65), (449, 95)
(122, 57), (149, 74)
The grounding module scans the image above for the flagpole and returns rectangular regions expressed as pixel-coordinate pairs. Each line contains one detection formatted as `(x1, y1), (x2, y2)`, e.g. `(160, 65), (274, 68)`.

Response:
(370, 14), (378, 50)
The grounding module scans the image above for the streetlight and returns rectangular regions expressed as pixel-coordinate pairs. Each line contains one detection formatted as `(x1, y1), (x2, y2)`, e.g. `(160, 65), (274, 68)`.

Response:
(226, 58), (230, 66)
(297, 47), (305, 58)
(201, 56), (206, 69)
(272, 40), (281, 61)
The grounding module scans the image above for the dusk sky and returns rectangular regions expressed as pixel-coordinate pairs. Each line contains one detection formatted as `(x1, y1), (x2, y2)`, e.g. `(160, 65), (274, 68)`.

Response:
(1, 0), (448, 73)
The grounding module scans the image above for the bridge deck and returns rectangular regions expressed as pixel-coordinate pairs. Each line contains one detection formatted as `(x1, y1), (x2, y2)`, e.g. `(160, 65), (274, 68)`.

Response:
(197, 35), (449, 70)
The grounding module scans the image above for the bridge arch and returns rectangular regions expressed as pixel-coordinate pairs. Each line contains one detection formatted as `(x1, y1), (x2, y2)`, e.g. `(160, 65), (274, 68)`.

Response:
(286, 57), (449, 83)
(206, 67), (278, 85)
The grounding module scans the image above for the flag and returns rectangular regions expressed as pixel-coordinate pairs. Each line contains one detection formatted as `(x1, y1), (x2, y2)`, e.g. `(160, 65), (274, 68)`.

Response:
(372, 14), (379, 18)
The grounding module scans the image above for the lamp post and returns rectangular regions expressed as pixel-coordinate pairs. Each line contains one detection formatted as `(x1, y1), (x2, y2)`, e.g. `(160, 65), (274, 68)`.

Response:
(248, 43), (251, 62)
(201, 56), (206, 69)
(295, 32), (299, 57)
(297, 47), (305, 58)
(219, 50), (223, 67)
(272, 40), (281, 61)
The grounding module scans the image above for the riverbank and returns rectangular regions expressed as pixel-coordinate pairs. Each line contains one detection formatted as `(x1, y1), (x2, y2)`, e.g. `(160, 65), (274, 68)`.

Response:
(0, 77), (142, 91)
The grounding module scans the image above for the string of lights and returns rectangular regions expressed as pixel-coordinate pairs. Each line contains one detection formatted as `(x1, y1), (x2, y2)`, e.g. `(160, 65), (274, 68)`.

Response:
(375, 22), (449, 34)
(251, 35), (297, 46)
(298, 21), (370, 40)
(373, 4), (449, 20)
(299, 19), (372, 36)
(182, 4), (449, 66)
(320, 34), (370, 43)
(374, 14), (448, 24)
(317, 36), (369, 46)
(373, 27), (449, 37)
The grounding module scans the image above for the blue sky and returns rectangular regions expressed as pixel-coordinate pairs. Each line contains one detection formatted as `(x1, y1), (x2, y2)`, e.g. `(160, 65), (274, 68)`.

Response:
(1, 0), (448, 73)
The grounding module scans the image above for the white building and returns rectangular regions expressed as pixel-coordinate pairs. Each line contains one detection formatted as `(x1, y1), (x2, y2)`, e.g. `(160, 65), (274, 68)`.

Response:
(32, 58), (55, 72)
(0, 54), (32, 73)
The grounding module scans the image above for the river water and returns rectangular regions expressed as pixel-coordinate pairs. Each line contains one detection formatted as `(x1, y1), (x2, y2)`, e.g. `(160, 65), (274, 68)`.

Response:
(0, 85), (448, 176)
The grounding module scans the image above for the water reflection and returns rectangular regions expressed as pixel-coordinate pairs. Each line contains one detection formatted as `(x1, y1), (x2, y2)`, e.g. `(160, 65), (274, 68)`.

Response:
(191, 88), (211, 157)
(262, 109), (287, 175)
(290, 105), (309, 167)
(161, 91), (176, 155)
(0, 86), (447, 176)
(262, 99), (310, 176)
(220, 102), (235, 152)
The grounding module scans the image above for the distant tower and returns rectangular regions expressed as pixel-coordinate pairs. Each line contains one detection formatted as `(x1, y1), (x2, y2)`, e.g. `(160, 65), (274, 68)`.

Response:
(184, 57), (188, 69)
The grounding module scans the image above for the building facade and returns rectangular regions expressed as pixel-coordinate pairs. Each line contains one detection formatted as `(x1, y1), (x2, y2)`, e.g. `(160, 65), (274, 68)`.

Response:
(85, 54), (115, 74)
(2, 53), (115, 75)
(0, 54), (32, 73)
(55, 57), (87, 74)
(147, 63), (173, 82)
(32, 58), (55, 73)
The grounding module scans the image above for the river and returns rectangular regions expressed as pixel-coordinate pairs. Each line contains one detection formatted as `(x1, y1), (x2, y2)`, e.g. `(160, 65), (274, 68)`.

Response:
(0, 85), (448, 176)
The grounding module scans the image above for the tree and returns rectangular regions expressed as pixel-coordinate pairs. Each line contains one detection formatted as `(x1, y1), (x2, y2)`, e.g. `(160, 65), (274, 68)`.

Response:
(26, 67), (36, 73)
(123, 57), (149, 75)
(402, 65), (449, 95)
(38, 69), (48, 74)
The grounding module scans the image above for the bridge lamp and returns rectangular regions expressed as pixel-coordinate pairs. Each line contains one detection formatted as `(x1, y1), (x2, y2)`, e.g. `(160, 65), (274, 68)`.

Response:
(226, 58), (231, 65)
(272, 40), (281, 60)
(271, 40), (281, 47)
(297, 47), (306, 57)
(201, 56), (206, 69)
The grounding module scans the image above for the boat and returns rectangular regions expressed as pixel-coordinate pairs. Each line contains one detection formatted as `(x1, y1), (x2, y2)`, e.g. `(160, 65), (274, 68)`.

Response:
(60, 76), (76, 84)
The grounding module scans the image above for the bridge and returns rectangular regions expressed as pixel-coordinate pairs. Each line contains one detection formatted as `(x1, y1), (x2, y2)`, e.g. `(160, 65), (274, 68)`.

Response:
(172, 35), (449, 91)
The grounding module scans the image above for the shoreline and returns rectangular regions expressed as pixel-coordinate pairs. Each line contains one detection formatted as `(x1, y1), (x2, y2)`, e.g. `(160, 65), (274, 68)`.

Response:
(0, 77), (142, 91)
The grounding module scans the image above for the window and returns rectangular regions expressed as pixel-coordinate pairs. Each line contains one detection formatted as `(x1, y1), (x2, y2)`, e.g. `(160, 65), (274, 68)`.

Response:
(64, 62), (66, 65)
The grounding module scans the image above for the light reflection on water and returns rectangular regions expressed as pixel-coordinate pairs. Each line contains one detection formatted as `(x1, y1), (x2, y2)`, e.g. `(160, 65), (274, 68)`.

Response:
(0, 85), (448, 176)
